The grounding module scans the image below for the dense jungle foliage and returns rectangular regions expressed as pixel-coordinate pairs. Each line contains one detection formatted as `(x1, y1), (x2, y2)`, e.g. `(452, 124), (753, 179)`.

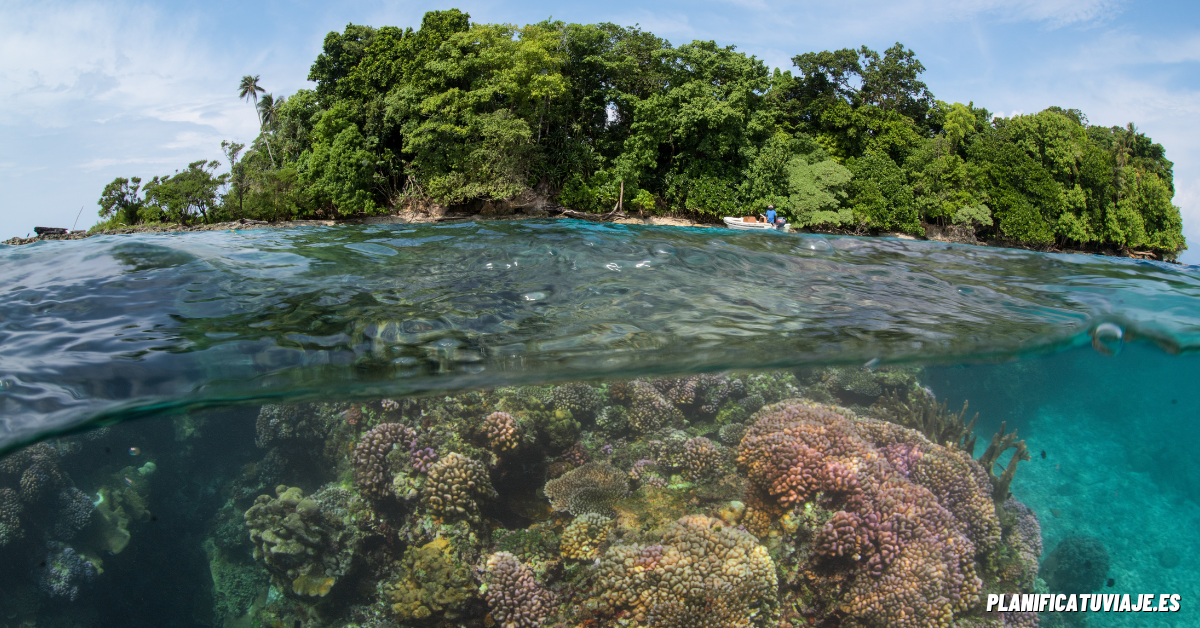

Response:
(94, 9), (1187, 257)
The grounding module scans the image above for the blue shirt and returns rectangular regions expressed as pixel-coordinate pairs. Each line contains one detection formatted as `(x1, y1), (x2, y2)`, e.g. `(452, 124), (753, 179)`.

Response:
(765, 209), (777, 223)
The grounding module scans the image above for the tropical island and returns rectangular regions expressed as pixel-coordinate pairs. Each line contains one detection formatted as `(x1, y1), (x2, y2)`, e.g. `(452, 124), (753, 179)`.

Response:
(39, 10), (1191, 260)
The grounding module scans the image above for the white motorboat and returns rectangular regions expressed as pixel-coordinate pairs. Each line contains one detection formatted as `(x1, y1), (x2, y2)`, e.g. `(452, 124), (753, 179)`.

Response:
(723, 216), (787, 231)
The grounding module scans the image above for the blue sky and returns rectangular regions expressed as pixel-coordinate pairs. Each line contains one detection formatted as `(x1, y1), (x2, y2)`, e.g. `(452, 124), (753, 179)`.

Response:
(2, 0), (1199, 263)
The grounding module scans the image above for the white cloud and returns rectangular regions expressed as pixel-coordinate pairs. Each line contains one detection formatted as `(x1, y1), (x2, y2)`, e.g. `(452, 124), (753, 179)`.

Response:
(0, 1), (259, 136)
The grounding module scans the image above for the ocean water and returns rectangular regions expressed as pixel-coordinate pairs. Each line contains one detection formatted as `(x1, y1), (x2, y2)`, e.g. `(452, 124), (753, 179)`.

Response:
(0, 220), (1196, 628)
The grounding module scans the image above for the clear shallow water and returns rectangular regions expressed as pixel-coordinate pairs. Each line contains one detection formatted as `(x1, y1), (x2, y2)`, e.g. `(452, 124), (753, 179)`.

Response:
(2, 220), (1199, 452)
(0, 221), (1198, 628)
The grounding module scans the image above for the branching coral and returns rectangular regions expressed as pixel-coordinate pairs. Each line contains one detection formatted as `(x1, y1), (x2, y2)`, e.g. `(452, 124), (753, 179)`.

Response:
(652, 377), (698, 405)
(484, 551), (555, 628)
(244, 485), (358, 597)
(544, 462), (628, 516)
(559, 512), (611, 560)
(978, 422), (1030, 504)
(738, 401), (992, 628)
(562, 442), (589, 467)
(595, 405), (628, 434)
(593, 515), (777, 627)
(352, 422), (413, 499)
(696, 374), (745, 415)
(873, 389), (978, 453)
(421, 453), (496, 521)
(482, 411), (520, 452)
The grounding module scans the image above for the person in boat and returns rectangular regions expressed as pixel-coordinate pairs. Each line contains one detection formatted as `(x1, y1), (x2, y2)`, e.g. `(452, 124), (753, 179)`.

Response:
(764, 205), (777, 225)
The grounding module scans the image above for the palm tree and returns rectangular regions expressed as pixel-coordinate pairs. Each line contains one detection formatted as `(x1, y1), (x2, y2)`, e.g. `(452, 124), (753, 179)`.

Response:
(1112, 122), (1137, 202)
(238, 75), (276, 167)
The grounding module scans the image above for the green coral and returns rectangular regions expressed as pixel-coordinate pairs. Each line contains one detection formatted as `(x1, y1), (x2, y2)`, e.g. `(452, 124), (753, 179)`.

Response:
(244, 485), (358, 598)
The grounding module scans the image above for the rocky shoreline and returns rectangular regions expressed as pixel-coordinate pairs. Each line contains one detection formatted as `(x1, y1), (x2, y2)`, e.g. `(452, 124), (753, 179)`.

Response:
(2, 205), (1169, 261)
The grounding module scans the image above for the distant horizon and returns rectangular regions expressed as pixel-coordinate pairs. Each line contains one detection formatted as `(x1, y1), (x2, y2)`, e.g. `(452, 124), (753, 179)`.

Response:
(3, 0), (1198, 263)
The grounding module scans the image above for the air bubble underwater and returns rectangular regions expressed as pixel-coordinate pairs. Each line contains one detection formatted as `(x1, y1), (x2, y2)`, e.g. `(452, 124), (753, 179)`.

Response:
(1090, 322), (1125, 356)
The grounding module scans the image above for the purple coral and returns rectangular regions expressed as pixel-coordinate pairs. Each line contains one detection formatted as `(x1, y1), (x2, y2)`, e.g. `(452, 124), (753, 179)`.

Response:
(484, 552), (555, 627)
(410, 447), (438, 474)
(352, 423), (413, 499)
(36, 544), (97, 601)
(562, 442), (589, 467)
(879, 442), (923, 477)
(739, 401), (989, 627)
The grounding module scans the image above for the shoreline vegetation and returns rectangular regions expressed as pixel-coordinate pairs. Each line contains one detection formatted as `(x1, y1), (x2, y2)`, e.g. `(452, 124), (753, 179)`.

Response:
(1, 207), (1175, 262)
(10, 9), (1187, 261)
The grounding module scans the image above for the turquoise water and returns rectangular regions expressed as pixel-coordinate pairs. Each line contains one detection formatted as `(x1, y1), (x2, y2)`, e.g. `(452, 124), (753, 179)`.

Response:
(0, 220), (1197, 627)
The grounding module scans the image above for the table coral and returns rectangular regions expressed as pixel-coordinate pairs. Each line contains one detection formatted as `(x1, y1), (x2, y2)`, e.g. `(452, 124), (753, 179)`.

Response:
(543, 462), (628, 516)
(484, 551), (555, 628)
(593, 515), (777, 627)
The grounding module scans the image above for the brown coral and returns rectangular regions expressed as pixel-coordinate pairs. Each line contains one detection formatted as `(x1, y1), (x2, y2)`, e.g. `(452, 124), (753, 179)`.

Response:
(625, 380), (684, 432)
(388, 537), (477, 623)
(543, 462), (628, 516)
(352, 422), (412, 500)
(421, 453), (496, 521)
(593, 515), (777, 627)
(484, 551), (555, 628)
(559, 512), (611, 560)
(482, 411), (520, 452)
(680, 436), (723, 481)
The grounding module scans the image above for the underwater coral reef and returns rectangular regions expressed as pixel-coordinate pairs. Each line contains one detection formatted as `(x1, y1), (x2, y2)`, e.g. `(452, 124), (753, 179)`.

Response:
(0, 368), (1048, 628)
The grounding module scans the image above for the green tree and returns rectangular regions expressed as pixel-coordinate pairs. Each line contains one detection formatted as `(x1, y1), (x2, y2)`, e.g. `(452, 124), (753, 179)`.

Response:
(142, 160), (228, 224)
(786, 153), (852, 227)
(97, 177), (144, 226)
